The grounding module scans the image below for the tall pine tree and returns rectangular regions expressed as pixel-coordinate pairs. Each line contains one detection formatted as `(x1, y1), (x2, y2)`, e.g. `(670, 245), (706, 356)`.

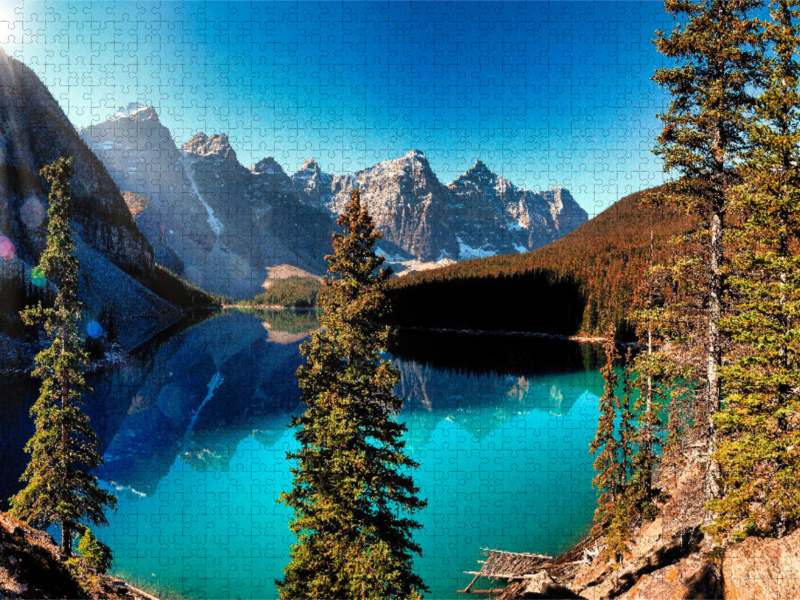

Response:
(628, 230), (666, 519)
(653, 0), (763, 446)
(9, 157), (116, 557)
(278, 188), (427, 599)
(708, 0), (800, 541)
(590, 332), (630, 563)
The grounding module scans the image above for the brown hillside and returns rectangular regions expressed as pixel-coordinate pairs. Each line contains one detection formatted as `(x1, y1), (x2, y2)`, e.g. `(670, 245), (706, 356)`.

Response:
(388, 187), (689, 336)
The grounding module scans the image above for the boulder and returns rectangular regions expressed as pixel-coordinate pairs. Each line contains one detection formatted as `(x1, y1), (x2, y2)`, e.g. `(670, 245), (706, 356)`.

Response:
(723, 529), (800, 600)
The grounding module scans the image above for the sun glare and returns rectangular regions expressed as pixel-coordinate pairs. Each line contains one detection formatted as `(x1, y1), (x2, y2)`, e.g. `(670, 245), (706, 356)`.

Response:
(0, 2), (23, 47)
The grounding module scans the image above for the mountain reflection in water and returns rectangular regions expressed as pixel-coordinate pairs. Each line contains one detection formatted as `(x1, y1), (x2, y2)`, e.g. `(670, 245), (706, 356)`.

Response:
(0, 311), (605, 600)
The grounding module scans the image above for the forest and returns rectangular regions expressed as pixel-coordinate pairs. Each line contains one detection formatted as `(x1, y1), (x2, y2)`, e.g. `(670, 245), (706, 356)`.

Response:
(388, 186), (688, 337)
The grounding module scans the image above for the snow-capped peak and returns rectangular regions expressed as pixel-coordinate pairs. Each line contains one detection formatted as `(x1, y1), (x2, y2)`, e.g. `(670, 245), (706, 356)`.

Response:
(300, 158), (320, 171)
(404, 149), (427, 162)
(112, 102), (155, 122)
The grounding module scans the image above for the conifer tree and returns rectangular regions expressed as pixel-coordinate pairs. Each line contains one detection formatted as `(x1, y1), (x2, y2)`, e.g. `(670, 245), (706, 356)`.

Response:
(278, 187), (427, 600)
(76, 528), (113, 574)
(708, 0), (800, 541)
(590, 333), (622, 530)
(591, 332), (649, 562)
(9, 157), (116, 557)
(628, 230), (666, 518)
(618, 350), (636, 487)
(653, 0), (763, 443)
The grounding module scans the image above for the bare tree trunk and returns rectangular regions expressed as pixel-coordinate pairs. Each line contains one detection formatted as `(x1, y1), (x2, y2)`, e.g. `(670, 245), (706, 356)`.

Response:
(647, 229), (654, 416)
(706, 125), (726, 500)
(708, 198), (723, 421)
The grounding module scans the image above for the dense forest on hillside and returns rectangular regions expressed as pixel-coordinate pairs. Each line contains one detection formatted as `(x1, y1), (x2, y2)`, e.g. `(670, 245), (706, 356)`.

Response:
(387, 187), (689, 337)
(240, 277), (322, 308)
(0, 262), (225, 339)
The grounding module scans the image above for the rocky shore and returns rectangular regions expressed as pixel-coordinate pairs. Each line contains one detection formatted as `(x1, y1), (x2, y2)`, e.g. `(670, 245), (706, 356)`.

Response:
(502, 437), (800, 600)
(0, 513), (159, 600)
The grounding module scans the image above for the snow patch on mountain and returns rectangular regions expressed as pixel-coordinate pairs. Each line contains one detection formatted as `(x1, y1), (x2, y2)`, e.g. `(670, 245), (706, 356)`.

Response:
(457, 236), (498, 260)
(113, 101), (149, 120)
(182, 151), (224, 238)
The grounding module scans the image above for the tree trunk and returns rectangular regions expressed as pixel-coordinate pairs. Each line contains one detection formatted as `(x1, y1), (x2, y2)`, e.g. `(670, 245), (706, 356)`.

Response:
(706, 126), (726, 500)
(61, 520), (72, 556)
(708, 198), (723, 421)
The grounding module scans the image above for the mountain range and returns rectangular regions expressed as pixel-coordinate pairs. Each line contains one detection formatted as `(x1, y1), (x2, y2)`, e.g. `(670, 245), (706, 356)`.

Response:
(388, 185), (690, 337)
(79, 103), (588, 298)
(0, 45), (589, 338)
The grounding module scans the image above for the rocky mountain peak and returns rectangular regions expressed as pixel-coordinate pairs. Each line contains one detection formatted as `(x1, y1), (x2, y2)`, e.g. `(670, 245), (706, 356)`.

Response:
(182, 132), (237, 162)
(112, 102), (158, 122)
(461, 159), (501, 183)
(298, 157), (321, 174)
(252, 156), (286, 176)
(471, 158), (489, 172)
(402, 149), (429, 164)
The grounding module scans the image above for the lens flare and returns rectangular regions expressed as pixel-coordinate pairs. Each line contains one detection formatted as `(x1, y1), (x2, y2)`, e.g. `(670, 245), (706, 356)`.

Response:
(0, 236), (15, 260)
(30, 265), (46, 288)
(86, 320), (103, 338)
(20, 197), (46, 229)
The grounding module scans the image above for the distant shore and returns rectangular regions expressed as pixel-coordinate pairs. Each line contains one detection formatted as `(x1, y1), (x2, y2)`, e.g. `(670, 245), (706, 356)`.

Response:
(392, 325), (607, 344)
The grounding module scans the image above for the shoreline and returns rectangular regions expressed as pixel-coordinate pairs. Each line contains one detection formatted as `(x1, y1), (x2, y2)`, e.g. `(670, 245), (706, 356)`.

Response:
(224, 303), (318, 311)
(391, 325), (608, 344)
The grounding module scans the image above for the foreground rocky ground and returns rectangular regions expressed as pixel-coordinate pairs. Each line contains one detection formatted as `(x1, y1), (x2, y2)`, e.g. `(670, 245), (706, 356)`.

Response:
(0, 513), (159, 600)
(505, 438), (800, 600)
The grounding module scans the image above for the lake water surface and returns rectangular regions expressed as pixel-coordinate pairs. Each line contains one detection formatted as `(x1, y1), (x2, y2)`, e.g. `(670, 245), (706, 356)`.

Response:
(0, 310), (604, 599)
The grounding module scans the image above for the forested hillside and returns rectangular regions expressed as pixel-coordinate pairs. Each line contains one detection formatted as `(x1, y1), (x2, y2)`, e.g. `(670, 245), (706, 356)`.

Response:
(387, 187), (689, 337)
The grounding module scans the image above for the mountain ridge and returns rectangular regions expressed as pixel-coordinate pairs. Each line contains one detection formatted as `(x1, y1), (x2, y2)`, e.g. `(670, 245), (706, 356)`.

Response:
(387, 186), (690, 337)
(79, 102), (587, 294)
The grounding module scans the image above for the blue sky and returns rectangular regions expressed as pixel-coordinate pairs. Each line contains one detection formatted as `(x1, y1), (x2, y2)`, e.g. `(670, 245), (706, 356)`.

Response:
(0, 1), (673, 214)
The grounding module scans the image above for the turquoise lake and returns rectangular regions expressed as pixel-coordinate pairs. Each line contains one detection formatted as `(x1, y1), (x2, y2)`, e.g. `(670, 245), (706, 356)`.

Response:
(0, 310), (605, 599)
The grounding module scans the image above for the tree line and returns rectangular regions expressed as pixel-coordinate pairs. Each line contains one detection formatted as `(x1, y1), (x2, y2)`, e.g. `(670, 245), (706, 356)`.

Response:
(386, 186), (690, 339)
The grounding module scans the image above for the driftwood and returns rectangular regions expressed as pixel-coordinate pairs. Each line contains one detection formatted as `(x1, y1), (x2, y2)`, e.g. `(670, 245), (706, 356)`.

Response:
(458, 548), (552, 594)
(458, 536), (605, 597)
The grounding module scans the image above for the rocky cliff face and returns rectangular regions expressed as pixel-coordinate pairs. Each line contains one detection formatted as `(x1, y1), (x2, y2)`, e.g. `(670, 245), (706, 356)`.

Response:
(318, 150), (457, 262)
(78, 102), (210, 275)
(446, 159), (587, 258)
(0, 52), (181, 350)
(81, 106), (588, 290)
(0, 53), (154, 279)
(179, 134), (333, 298)
(293, 150), (589, 267)
(80, 108), (335, 299)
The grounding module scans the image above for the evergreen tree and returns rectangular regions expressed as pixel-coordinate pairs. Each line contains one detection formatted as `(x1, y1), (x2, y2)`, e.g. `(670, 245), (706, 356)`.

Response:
(618, 349), (636, 488)
(76, 528), (113, 574)
(278, 187), (427, 600)
(653, 0), (763, 444)
(9, 157), (116, 557)
(708, 0), (800, 541)
(590, 334), (622, 529)
(628, 230), (666, 518)
(591, 333), (646, 562)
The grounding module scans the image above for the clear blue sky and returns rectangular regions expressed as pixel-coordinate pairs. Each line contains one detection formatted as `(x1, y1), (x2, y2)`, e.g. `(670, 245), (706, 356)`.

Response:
(0, 1), (673, 215)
